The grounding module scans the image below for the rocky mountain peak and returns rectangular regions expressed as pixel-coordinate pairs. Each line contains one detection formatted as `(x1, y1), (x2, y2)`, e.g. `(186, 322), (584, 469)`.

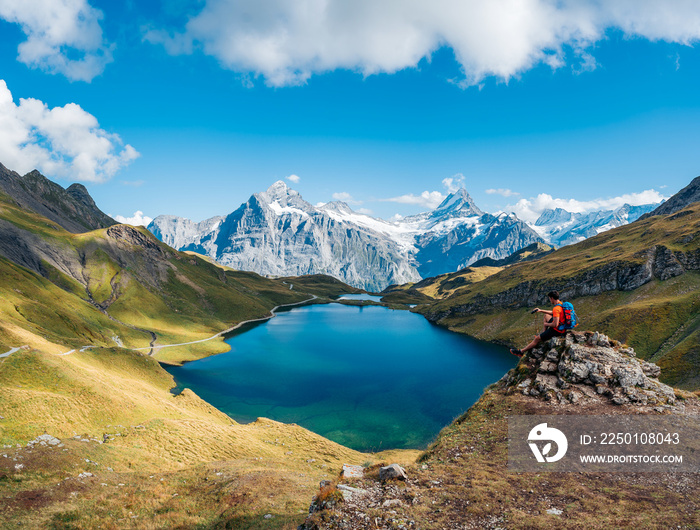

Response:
(256, 180), (312, 211)
(66, 183), (98, 209)
(319, 201), (354, 215)
(430, 188), (484, 219)
(535, 207), (572, 226)
(262, 180), (294, 201)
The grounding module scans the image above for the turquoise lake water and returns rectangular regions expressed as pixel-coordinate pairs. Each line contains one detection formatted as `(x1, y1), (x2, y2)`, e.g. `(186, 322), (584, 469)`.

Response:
(165, 303), (516, 452)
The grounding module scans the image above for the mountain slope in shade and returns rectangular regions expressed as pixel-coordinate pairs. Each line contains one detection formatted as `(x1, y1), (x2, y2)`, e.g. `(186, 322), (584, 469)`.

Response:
(149, 183), (543, 291)
(0, 163), (116, 233)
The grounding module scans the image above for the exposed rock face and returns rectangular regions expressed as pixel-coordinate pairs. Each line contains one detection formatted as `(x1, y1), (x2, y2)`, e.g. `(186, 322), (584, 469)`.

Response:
(149, 182), (542, 291)
(0, 163), (116, 233)
(499, 331), (677, 408)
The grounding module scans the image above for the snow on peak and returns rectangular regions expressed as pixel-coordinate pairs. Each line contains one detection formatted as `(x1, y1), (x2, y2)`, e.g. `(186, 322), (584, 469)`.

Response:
(257, 180), (312, 211)
(264, 180), (294, 200)
(430, 188), (483, 220)
(319, 201), (353, 215)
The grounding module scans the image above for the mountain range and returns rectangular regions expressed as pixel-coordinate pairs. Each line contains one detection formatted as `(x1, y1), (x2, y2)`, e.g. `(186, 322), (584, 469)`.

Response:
(148, 181), (661, 290)
(148, 182), (545, 291)
(532, 202), (660, 247)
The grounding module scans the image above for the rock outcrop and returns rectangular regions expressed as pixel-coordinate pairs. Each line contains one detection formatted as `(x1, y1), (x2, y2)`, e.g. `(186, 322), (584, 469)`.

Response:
(499, 331), (678, 409)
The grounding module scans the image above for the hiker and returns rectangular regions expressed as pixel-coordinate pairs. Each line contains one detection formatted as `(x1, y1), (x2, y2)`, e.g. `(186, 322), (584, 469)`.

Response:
(510, 290), (565, 358)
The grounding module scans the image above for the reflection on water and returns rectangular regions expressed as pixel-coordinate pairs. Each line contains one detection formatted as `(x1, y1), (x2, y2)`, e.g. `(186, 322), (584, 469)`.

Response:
(337, 293), (384, 302)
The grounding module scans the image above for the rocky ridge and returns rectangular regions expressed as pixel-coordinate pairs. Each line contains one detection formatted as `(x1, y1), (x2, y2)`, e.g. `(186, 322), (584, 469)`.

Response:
(640, 175), (700, 220)
(0, 163), (116, 233)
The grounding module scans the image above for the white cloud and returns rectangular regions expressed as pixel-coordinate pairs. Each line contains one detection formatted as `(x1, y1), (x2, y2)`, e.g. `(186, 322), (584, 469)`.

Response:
(485, 188), (519, 197)
(357, 207), (373, 215)
(442, 173), (465, 193)
(0, 80), (139, 182)
(508, 189), (667, 223)
(111, 211), (153, 227)
(383, 173), (470, 211)
(147, 1), (700, 87)
(286, 173), (301, 183)
(0, 0), (113, 81)
(384, 190), (446, 209)
(332, 191), (364, 205)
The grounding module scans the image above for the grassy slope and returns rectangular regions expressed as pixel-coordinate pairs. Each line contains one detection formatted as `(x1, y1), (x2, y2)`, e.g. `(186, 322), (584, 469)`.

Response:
(415, 204), (700, 389)
(0, 346), (418, 528)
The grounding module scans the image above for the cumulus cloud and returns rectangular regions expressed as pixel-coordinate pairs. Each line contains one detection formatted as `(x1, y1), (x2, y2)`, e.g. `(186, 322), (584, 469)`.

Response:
(356, 207), (373, 215)
(384, 173), (472, 210)
(0, 0), (113, 81)
(286, 173), (301, 183)
(0, 80), (139, 182)
(146, 1), (700, 87)
(111, 211), (153, 227)
(442, 173), (465, 193)
(331, 191), (364, 205)
(486, 188), (519, 197)
(508, 189), (667, 223)
(384, 190), (446, 209)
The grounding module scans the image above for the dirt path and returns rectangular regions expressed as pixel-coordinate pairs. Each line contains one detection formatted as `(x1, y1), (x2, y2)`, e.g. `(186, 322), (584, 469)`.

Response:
(137, 294), (318, 355)
(45, 294), (319, 357)
(0, 346), (25, 359)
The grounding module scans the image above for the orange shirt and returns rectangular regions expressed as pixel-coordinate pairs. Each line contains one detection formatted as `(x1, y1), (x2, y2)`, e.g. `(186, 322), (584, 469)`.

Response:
(552, 305), (565, 332)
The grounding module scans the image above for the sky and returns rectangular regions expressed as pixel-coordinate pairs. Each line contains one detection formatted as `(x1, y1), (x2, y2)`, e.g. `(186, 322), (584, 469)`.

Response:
(1, 1), (699, 225)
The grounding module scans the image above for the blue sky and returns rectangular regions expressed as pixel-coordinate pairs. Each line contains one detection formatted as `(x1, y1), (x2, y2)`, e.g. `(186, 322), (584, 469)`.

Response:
(1, 1), (699, 224)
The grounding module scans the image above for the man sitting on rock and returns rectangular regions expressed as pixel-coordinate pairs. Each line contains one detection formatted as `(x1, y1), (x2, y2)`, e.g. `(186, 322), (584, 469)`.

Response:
(510, 290), (565, 358)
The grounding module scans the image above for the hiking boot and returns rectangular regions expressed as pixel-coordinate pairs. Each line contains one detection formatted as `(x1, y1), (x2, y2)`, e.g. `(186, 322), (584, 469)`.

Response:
(509, 348), (523, 358)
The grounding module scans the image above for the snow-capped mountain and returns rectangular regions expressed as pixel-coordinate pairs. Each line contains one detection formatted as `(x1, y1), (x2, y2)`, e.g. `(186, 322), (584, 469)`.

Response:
(148, 182), (543, 291)
(532, 203), (660, 247)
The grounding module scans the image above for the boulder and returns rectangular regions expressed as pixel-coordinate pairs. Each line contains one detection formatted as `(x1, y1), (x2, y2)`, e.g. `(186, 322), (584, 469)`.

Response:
(341, 464), (363, 478)
(380, 464), (407, 482)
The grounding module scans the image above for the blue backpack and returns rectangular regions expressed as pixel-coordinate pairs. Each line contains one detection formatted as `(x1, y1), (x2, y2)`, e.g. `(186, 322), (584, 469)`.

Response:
(557, 302), (578, 331)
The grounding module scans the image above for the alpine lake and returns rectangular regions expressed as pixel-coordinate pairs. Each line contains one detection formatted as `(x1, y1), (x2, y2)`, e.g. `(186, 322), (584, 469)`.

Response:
(165, 296), (517, 452)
